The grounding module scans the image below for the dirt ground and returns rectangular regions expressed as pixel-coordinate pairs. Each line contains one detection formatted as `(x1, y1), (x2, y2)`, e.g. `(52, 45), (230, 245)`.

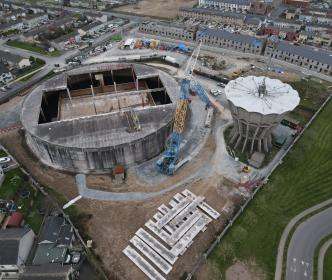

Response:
(112, 0), (197, 19)
(0, 129), (239, 280)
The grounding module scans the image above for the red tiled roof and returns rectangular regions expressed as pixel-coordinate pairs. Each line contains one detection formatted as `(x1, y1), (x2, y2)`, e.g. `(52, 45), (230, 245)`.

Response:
(7, 212), (24, 227)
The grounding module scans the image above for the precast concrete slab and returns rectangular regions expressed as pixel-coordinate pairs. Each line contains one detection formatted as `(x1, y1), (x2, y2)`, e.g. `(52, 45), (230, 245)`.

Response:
(123, 246), (166, 280)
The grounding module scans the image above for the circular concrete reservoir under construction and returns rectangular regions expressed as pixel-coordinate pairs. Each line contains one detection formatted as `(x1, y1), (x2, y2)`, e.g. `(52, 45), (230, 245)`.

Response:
(21, 63), (178, 173)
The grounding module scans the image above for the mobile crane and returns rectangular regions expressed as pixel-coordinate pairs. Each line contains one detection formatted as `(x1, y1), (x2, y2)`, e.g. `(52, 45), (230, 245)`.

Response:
(156, 41), (211, 175)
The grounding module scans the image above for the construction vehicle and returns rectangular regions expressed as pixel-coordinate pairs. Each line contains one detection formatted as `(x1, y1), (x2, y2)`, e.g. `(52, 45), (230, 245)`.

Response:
(156, 41), (211, 175)
(242, 165), (251, 173)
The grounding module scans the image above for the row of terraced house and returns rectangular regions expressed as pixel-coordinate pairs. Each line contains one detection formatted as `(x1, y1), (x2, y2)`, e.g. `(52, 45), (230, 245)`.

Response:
(139, 21), (332, 75)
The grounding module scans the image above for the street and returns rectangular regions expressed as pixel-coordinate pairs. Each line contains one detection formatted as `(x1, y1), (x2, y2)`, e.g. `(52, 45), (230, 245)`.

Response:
(286, 207), (332, 280)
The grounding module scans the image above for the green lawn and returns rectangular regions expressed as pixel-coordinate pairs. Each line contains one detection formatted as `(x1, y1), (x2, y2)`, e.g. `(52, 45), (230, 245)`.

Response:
(6, 40), (61, 57)
(0, 149), (7, 158)
(0, 168), (45, 233)
(324, 245), (332, 280)
(209, 98), (332, 279)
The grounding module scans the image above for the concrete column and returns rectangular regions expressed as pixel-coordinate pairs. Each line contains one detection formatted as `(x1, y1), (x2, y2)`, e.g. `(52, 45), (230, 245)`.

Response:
(241, 124), (250, 152)
(90, 85), (97, 115)
(40, 107), (46, 121)
(66, 87), (73, 106)
(258, 138), (262, 152)
(42, 93), (48, 105)
(250, 125), (260, 153)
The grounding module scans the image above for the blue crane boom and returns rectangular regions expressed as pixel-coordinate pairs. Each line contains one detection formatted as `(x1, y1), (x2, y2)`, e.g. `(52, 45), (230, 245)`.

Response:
(156, 42), (211, 175)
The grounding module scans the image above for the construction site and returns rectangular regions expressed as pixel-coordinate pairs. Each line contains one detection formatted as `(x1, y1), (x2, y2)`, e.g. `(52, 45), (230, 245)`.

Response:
(21, 63), (178, 173)
(5, 41), (304, 280)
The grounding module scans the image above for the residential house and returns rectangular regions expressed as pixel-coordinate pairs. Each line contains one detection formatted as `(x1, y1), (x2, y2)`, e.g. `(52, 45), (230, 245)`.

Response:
(179, 7), (246, 26)
(0, 50), (30, 70)
(283, 0), (309, 9)
(139, 21), (199, 41)
(265, 40), (332, 74)
(196, 28), (265, 54)
(198, 0), (252, 12)
(19, 264), (74, 280)
(261, 26), (297, 40)
(32, 215), (74, 265)
(0, 63), (13, 84)
(0, 228), (35, 276)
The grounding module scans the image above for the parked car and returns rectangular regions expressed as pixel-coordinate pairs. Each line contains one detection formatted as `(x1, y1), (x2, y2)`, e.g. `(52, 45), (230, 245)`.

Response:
(217, 82), (225, 88)
(0, 157), (11, 164)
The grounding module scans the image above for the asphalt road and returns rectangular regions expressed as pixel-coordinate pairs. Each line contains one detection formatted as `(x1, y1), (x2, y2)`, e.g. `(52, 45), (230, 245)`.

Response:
(286, 207), (332, 280)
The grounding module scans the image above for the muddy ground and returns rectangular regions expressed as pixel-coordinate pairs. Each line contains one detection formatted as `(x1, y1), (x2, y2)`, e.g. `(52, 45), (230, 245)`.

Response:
(112, 0), (197, 19)
(0, 129), (239, 280)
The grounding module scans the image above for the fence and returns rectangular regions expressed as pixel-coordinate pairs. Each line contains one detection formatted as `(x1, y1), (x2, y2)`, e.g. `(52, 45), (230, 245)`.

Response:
(0, 143), (108, 279)
(186, 93), (332, 280)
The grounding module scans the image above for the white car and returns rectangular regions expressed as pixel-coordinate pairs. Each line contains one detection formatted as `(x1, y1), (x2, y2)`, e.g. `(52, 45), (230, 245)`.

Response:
(0, 157), (11, 164)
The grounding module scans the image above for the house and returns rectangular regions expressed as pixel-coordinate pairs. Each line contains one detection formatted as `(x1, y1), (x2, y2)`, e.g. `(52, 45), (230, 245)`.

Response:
(0, 228), (35, 276)
(178, 7), (246, 26)
(0, 63), (13, 84)
(139, 21), (199, 41)
(198, 0), (252, 12)
(0, 50), (30, 70)
(32, 215), (74, 265)
(7, 212), (24, 228)
(19, 264), (74, 280)
(261, 26), (297, 40)
(18, 58), (31, 69)
(250, 0), (275, 15)
(196, 28), (265, 54)
(283, 0), (309, 9)
(265, 40), (332, 74)
(312, 33), (332, 48)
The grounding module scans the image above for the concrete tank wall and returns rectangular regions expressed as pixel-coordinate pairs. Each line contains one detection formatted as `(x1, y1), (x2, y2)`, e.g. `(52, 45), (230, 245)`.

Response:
(228, 101), (288, 153)
(25, 121), (173, 174)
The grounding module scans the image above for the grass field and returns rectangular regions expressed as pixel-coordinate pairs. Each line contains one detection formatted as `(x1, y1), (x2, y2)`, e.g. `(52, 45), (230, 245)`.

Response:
(208, 98), (332, 279)
(6, 40), (61, 57)
(0, 168), (44, 233)
(324, 245), (332, 280)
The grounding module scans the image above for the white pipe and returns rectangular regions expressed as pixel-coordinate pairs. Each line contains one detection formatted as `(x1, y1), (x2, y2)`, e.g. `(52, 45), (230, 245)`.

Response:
(63, 195), (82, 209)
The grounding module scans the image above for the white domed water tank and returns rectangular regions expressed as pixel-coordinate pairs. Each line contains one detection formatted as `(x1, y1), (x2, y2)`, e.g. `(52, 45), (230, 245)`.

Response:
(225, 76), (300, 153)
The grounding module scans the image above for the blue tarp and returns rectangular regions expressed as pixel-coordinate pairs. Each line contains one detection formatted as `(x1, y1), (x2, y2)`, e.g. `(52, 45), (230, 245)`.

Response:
(175, 43), (190, 52)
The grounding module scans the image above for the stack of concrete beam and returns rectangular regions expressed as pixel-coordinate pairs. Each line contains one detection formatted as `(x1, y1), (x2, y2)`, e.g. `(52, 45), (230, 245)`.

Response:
(123, 189), (220, 280)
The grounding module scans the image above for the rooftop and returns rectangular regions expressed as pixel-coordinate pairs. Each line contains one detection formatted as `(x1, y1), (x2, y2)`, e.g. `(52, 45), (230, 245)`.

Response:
(198, 27), (263, 45)
(0, 228), (32, 265)
(275, 41), (332, 65)
(19, 263), (71, 280)
(225, 76), (300, 115)
(179, 7), (246, 19)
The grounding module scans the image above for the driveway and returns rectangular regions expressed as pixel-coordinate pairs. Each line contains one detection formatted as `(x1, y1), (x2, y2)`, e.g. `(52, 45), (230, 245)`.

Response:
(286, 207), (332, 280)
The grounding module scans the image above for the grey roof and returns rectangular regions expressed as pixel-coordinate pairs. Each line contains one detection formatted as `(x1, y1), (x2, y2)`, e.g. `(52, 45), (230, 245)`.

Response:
(245, 15), (265, 25)
(19, 264), (71, 280)
(210, 0), (251, 4)
(0, 228), (32, 265)
(80, 21), (104, 32)
(276, 41), (332, 65)
(198, 28), (261, 45)
(0, 62), (9, 74)
(179, 7), (246, 19)
(32, 244), (67, 265)
(0, 49), (24, 63)
(38, 216), (73, 245)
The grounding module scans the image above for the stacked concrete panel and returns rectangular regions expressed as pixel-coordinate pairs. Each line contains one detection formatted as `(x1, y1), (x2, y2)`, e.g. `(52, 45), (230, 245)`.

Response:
(123, 189), (220, 280)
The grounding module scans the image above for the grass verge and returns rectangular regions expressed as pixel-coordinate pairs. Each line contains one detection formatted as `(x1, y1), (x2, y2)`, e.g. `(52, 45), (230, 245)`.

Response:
(324, 243), (332, 280)
(313, 233), (332, 280)
(6, 40), (61, 56)
(208, 98), (332, 279)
